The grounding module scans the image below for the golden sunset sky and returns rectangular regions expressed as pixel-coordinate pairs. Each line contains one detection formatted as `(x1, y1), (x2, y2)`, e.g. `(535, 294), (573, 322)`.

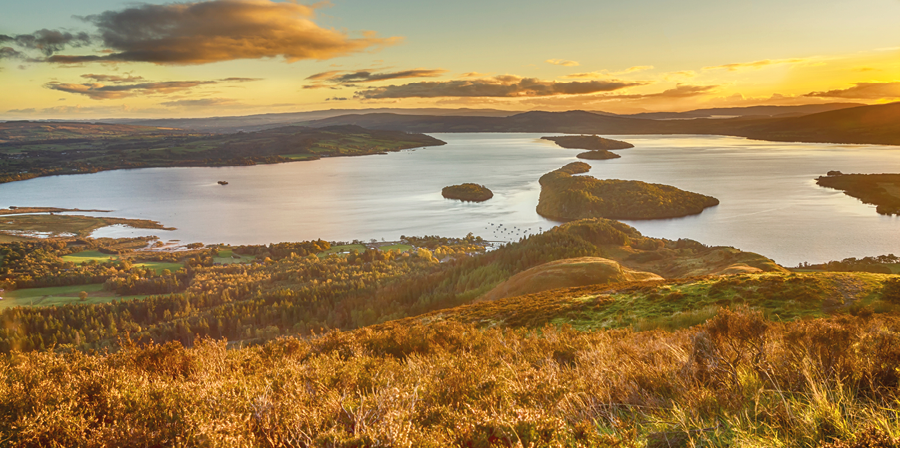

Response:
(1, 0), (899, 119)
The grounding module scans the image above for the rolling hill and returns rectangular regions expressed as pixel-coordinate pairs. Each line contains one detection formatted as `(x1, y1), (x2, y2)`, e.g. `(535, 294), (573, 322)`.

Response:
(302, 102), (900, 146)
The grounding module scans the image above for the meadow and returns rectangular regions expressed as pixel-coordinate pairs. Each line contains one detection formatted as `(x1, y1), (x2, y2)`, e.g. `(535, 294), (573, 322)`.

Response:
(0, 283), (150, 309)
(62, 250), (184, 274)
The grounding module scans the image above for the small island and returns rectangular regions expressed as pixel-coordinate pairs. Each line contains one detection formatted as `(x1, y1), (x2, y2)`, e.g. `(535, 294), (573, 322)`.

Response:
(442, 183), (494, 202)
(541, 135), (634, 151)
(576, 150), (621, 160)
(542, 135), (633, 161)
(536, 162), (719, 220)
(816, 172), (900, 215)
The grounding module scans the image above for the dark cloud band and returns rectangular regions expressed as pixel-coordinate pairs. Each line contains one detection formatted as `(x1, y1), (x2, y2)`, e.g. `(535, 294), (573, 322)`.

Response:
(353, 76), (645, 99)
(804, 82), (900, 99)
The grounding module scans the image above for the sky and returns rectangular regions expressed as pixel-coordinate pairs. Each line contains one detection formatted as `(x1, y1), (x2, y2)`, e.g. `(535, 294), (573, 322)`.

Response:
(1, 0), (899, 119)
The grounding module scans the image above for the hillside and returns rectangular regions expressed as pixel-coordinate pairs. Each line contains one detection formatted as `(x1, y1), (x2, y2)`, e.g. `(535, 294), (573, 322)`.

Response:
(536, 162), (720, 220)
(737, 102), (900, 145)
(0, 123), (445, 184)
(4, 279), (900, 446)
(106, 108), (520, 133)
(394, 271), (896, 331)
(304, 102), (900, 146)
(0, 121), (184, 142)
(628, 103), (863, 120)
(478, 257), (662, 301)
(3, 218), (898, 446)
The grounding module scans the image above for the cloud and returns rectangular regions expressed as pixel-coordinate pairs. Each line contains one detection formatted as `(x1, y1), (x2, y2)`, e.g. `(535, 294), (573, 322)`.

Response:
(306, 70), (345, 81)
(219, 77), (263, 83)
(45, 80), (217, 99)
(563, 65), (654, 79)
(306, 68), (447, 85)
(45, 75), (263, 99)
(0, 47), (23, 60)
(353, 75), (645, 99)
(159, 97), (240, 107)
(546, 59), (579, 67)
(622, 65), (653, 73)
(326, 97), (348, 101)
(81, 73), (145, 83)
(803, 82), (900, 99)
(662, 70), (697, 81)
(703, 58), (807, 71)
(597, 84), (718, 100)
(39, 0), (399, 65)
(0, 29), (91, 56)
(460, 72), (489, 78)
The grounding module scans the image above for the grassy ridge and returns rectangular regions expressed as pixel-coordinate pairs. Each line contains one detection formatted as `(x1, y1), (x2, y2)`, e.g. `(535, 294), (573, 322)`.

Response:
(394, 272), (897, 332)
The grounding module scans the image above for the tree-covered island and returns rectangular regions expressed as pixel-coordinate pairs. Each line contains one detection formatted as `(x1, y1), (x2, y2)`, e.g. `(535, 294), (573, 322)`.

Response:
(442, 183), (494, 202)
(536, 162), (720, 220)
(542, 134), (634, 160)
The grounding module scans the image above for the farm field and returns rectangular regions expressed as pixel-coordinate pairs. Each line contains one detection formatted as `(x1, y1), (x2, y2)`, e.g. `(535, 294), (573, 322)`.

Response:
(0, 283), (149, 309)
(62, 250), (184, 274)
(212, 248), (255, 264)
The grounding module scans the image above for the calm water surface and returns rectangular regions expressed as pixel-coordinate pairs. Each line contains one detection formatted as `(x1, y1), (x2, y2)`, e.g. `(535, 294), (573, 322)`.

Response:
(2, 133), (899, 266)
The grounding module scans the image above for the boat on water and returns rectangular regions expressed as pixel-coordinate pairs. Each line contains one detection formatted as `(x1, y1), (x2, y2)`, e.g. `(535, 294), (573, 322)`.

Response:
(217, 181), (229, 185)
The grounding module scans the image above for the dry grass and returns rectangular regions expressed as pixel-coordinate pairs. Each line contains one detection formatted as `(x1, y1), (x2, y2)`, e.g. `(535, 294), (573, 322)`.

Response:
(2, 309), (900, 447)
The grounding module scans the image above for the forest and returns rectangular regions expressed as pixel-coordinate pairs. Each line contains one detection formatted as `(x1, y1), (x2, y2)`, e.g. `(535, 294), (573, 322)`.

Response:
(0, 218), (782, 353)
(0, 122), (445, 184)
(536, 162), (720, 220)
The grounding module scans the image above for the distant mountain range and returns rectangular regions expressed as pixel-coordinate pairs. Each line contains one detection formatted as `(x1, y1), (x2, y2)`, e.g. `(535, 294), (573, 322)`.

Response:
(6, 102), (897, 146)
(99, 108), (520, 133)
(86, 103), (862, 133)
(302, 102), (900, 146)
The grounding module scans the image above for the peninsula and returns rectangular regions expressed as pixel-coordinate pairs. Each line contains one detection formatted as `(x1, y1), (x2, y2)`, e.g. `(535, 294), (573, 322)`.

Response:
(0, 122), (445, 185)
(816, 172), (900, 215)
(442, 183), (494, 202)
(536, 162), (720, 220)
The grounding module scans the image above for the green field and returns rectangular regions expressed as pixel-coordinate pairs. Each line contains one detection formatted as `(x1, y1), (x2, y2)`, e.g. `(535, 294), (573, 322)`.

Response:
(278, 154), (320, 161)
(60, 250), (116, 264)
(213, 249), (256, 264)
(62, 250), (184, 274)
(378, 244), (414, 252)
(0, 284), (149, 309)
(317, 244), (367, 257)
